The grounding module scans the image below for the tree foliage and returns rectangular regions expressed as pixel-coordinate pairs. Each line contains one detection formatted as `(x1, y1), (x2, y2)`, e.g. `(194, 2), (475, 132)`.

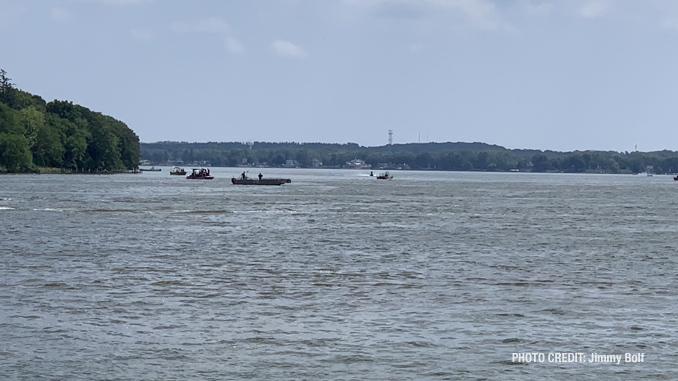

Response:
(141, 141), (678, 174)
(0, 132), (32, 172)
(0, 69), (140, 172)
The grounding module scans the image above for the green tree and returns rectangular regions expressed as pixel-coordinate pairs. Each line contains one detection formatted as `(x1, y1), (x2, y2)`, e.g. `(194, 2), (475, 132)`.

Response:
(19, 106), (44, 150)
(0, 132), (32, 171)
(0, 69), (15, 107)
(0, 102), (22, 134)
(46, 113), (88, 170)
(87, 115), (122, 170)
(32, 121), (64, 167)
(532, 154), (549, 172)
(414, 152), (433, 169)
(116, 124), (140, 169)
(295, 149), (312, 167)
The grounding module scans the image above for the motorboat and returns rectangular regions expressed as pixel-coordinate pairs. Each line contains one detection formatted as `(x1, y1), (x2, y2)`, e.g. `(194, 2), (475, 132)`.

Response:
(139, 166), (161, 172)
(170, 166), (187, 175)
(186, 168), (214, 180)
(231, 172), (290, 185)
(376, 172), (393, 180)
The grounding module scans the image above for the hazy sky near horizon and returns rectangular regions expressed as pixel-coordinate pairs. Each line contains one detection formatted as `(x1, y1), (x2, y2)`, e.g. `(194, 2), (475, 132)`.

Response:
(2, 0), (678, 151)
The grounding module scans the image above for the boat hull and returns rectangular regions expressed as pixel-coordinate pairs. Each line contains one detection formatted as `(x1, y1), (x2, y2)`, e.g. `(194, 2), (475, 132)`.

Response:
(186, 168), (213, 179)
(231, 178), (291, 185)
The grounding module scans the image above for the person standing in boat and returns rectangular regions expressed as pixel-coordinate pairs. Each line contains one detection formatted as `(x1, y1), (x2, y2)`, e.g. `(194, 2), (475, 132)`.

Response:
(241, 171), (246, 180)
(258, 173), (263, 181)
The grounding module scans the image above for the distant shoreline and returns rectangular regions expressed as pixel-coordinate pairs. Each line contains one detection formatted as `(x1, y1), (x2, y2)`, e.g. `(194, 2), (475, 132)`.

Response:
(139, 141), (678, 175)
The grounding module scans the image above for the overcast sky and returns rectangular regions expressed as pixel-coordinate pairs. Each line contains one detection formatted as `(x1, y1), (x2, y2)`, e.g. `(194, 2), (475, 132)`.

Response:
(2, 0), (678, 151)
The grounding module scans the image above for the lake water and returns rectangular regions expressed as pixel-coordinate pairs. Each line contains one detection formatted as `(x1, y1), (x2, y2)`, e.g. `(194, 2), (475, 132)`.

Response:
(1, 168), (676, 380)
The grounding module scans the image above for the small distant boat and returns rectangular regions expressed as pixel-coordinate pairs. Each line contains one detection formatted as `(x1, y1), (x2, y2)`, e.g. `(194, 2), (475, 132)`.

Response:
(673, 176), (678, 181)
(186, 168), (213, 180)
(231, 173), (290, 185)
(170, 166), (186, 176)
(139, 166), (161, 172)
(376, 172), (393, 180)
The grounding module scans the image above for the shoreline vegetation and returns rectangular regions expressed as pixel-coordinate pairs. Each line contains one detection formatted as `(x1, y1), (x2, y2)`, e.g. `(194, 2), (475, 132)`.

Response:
(140, 141), (678, 175)
(3, 68), (678, 175)
(0, 69), (140, 174)
(0, 167), (140, 175)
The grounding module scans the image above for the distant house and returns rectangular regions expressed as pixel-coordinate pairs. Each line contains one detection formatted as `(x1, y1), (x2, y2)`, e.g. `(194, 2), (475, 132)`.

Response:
(283, 159), (299, 168)
(346, 159), (371, 169)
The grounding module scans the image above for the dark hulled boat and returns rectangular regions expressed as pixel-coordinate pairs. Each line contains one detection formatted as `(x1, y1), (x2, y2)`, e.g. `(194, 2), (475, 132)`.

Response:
(139, 166), (161, 172)
(186, 168), (214, 180)
(231, 174), (290, 185)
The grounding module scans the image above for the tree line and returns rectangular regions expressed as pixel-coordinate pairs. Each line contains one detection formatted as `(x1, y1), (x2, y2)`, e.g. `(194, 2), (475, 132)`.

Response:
(4, 64), (672, 175)
(0, 69), (140, 173)
(141, 141), (678, 174)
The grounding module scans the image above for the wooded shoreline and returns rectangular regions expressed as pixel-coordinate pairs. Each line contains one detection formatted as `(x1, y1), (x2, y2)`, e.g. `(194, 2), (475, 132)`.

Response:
(140, 141), (678, 175)
(4, 65), (677, 176)
(0, 69), (140, 174)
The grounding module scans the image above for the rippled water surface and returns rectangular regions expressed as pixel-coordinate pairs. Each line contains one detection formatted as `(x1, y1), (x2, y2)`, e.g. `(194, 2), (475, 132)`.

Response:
(1, 168), (677, 380)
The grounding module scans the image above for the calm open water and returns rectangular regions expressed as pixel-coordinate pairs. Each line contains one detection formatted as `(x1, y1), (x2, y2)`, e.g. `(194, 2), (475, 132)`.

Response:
(1, 168), (677, 380)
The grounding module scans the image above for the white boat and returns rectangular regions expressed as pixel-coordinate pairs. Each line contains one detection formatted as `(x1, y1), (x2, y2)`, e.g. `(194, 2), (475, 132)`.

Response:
(170, 166), (186, 175)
